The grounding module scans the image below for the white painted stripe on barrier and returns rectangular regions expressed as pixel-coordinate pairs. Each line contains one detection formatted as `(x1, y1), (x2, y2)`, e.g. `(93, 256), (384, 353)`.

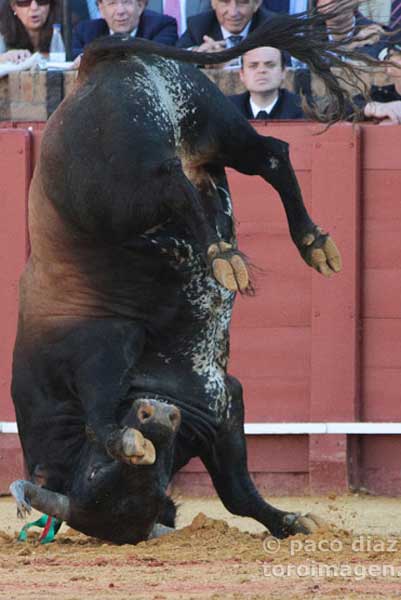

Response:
(0, 422), (18, 433)
(2, 421), (401, 435)
(244, 423), (401, 434)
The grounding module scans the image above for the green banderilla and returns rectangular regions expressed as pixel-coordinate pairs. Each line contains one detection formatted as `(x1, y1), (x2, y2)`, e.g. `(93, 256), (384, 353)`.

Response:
(18, 514), (63, 544)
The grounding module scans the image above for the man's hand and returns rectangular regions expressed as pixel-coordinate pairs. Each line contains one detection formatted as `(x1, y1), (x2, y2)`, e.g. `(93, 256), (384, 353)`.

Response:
(344, 23), (384, 51)
(364, 101), (401, 125)
(195, 35), (226, 53)
(72, 54), (82, 70)
(355, 23), (384, 46)
(193, 36), (229, 68)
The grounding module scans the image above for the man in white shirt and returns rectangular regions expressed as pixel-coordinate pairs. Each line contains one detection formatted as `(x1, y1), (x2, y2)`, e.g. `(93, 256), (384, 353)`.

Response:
(228, 46), (304, 119)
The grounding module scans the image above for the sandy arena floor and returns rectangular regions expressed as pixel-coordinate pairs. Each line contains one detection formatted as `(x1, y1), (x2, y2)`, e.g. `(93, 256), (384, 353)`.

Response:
(1, 493), (401, 599)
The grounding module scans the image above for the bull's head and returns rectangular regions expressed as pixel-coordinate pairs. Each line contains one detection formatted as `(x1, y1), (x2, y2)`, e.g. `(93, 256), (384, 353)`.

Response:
(11, 398), (180, 544)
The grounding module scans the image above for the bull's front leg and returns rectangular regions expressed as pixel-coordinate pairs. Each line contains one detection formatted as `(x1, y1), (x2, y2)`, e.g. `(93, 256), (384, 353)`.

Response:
(259, 136), (342, 277)
(72, 320), (156, 465)
(199, 376), (327, 539)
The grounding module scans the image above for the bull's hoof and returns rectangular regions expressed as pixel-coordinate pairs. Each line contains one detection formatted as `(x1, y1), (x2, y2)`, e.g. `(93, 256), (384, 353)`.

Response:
(121, 429), (156, 466)
(9, 480), (32, 519)
(208, 242), (249, 292)
(282, 512), (327, 536)
(300, 227), (342, 277)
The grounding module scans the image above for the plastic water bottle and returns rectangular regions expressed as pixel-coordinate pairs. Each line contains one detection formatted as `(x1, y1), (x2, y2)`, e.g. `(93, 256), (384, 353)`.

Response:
(49, 24), (66, 62)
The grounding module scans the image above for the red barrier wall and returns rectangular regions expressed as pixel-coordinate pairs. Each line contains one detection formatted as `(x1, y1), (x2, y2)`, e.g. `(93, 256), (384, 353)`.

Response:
(1, 122), (401, 496)
(0, 129), (31, 489)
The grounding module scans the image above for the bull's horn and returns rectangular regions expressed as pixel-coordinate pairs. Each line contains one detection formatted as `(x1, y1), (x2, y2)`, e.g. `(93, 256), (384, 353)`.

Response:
(148, 523), (174, 539)
(10, 480), (71, 522)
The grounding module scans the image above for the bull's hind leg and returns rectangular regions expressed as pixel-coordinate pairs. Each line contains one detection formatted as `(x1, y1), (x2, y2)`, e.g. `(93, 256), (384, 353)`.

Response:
(200, 376), (322, 539)
(204, 169), (250, 293)
(206, 240), (250, 293)
(160, 158), (219, 258)
(164, 160), (250, 292)
(255, 136), (341, 277)
(222, 127), (341, 278)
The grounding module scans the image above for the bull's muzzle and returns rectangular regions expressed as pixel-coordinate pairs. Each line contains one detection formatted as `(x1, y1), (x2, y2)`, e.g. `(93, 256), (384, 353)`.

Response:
(120, 428), (156, 466)
(134, 398), (181, 433)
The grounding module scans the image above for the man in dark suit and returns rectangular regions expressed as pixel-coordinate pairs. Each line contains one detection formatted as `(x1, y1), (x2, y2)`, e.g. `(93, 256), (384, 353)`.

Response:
(72, 0), (178, 58)
(176, 0), (275, 53)
(228, 46), (304, 119)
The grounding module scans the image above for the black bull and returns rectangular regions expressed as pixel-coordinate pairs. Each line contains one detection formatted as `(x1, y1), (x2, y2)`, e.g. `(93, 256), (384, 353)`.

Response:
(10, 11), (370, 543)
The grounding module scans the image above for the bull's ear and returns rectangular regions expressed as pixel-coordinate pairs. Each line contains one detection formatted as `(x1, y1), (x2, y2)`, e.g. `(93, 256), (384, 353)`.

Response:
(10, 480), (71, 522)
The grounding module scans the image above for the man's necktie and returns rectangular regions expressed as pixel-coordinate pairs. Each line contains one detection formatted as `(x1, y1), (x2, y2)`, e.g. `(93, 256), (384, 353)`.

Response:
(164, 0), (181, 34)
(256, 110), (269, 119)
(391, 0), (401, 30)
(228, 35), (243, 47)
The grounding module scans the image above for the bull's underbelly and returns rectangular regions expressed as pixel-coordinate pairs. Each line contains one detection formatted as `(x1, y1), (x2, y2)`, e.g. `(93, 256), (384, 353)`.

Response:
(131, 228), (235, 418)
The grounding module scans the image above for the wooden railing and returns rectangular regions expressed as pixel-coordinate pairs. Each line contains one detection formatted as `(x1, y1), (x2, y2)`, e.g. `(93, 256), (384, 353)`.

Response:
(0, 66), (391, 122)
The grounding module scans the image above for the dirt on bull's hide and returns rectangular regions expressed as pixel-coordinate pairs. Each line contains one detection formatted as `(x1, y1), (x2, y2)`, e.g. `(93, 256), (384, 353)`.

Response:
(2, 498), (401, 599)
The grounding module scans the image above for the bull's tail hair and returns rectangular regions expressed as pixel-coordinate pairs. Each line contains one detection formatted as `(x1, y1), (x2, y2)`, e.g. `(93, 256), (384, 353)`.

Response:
(79, 0), (391, 123)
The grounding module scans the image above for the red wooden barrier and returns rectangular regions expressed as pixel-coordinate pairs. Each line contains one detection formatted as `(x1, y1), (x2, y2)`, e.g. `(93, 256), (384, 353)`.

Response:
(0, 129), (31, 490)
(359, 125), (401, 494)
(1, 122), (401, 496)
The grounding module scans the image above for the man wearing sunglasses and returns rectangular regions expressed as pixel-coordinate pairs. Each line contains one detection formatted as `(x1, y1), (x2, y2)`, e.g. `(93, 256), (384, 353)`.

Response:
(72, 0), (178, 59)
(0, 0), (58, 63)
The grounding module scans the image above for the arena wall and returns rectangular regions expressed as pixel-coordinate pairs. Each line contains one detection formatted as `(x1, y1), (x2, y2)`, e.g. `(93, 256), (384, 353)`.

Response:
(1, 122), (400, 496)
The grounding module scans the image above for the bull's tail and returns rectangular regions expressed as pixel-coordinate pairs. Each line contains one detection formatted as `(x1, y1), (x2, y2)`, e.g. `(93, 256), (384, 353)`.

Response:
(79, 0), (390, 122)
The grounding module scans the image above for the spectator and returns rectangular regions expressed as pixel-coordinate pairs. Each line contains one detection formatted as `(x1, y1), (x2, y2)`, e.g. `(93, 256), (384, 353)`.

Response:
(228, 46), (304, 119)
(176, 0), (275, 54)
(0, 0), (60, 63)
(358, 41), (401, 123)
(72, 0), (177, 58)
(315, 0), (386, 58)
(146, 0), (211, 35)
